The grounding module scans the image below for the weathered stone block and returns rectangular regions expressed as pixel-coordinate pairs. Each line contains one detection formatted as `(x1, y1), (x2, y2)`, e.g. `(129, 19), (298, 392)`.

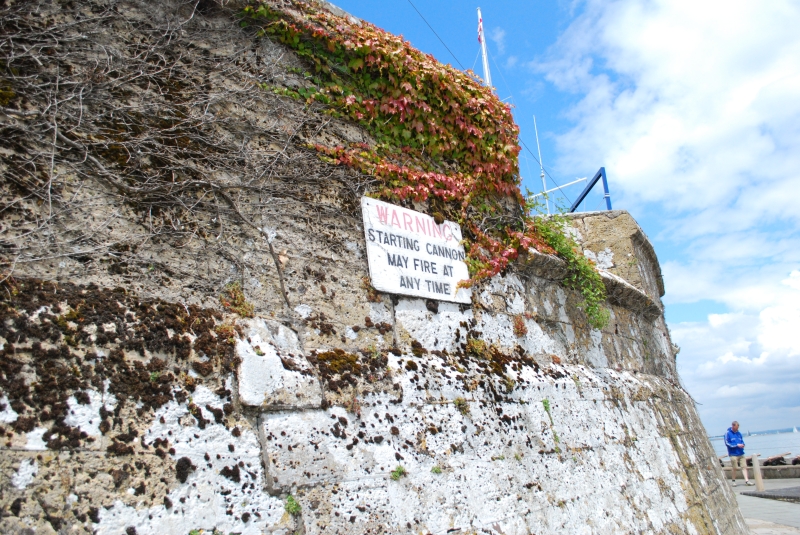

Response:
(236, 318), (322, 409)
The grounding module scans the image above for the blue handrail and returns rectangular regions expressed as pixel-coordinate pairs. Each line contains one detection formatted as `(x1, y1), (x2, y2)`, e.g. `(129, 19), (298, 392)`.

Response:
(569, 167), (612, 212)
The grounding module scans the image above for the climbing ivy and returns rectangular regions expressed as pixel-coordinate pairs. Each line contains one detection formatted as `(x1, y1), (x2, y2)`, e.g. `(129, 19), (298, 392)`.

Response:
(529, 209), (610, 330)
(241, 1), (608, 329)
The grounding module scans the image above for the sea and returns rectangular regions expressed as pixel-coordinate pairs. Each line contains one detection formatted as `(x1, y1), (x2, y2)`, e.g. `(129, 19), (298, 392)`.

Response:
(710, 427), (800, 459)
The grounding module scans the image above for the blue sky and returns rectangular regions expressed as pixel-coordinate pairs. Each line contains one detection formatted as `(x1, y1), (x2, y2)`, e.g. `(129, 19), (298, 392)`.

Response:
(332, 0), (800, 434)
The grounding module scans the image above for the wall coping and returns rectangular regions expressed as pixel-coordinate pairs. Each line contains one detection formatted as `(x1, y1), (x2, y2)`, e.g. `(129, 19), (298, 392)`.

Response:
(521, 248), (662, 321)
(564, 210), (665, 297)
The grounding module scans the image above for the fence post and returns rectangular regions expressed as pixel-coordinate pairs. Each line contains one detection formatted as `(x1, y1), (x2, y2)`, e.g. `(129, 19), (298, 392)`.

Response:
(751, 454), (765, 491)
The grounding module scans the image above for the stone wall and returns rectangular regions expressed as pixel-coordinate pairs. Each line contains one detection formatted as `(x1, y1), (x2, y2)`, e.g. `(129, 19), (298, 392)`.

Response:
(0, 0), (746, 533)
(0, 211), (747, 534)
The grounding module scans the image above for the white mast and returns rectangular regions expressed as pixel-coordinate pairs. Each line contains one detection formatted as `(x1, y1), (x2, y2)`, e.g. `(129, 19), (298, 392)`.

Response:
(477, 8), (492, 89)
(533, 115), (549, 215)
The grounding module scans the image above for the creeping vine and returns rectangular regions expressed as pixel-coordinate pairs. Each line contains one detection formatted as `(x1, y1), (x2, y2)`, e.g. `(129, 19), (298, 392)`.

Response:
(242, 1), (609, 328)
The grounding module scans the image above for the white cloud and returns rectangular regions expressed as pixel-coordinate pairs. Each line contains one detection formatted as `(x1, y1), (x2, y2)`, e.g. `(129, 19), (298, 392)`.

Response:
(784, 271), (800, 291)
(673, 292), (800, 430)
(536, 0), (800, 223)
(489, 27), (506, 55)
(536, 0), (800, 432)
(506, 55), (518, 69)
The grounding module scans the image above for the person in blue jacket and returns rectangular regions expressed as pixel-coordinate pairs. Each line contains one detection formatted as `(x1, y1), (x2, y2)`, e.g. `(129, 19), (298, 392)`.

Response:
(725, 421), (754, 486)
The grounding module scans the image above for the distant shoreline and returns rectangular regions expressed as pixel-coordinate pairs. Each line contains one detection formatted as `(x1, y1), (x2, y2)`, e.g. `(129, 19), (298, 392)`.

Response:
(709, 426), (800, 440)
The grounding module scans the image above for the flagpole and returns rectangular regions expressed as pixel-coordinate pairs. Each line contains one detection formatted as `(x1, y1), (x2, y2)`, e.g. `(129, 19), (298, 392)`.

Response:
(477, 8), (492, 89)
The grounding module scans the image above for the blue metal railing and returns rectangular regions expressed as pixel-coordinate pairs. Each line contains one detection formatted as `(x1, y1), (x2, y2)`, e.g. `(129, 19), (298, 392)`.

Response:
(569, 167), (612, 213)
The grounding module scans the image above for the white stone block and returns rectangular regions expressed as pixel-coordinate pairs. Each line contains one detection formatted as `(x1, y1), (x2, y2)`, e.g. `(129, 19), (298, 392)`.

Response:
(97, 385), (286, 535)
(236, 318), (322, 409)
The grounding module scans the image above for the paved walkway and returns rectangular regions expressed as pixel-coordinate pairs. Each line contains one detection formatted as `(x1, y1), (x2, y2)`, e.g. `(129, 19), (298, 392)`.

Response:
(730, 477), (800, 533)
(747, 519), (800, 535)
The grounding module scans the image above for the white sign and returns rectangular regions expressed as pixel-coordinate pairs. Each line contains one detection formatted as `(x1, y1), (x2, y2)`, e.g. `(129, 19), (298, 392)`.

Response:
(361, 197), (472, 304)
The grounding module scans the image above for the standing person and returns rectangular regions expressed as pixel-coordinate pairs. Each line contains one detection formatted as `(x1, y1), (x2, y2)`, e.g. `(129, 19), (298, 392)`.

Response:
(725, 421), (754, 486)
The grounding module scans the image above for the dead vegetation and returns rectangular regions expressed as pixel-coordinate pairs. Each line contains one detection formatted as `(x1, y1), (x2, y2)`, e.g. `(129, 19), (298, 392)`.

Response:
(0, 0), (375, 313)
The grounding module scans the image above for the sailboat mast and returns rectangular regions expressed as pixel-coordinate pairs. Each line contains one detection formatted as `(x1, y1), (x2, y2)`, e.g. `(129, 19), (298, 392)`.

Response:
(477, 8), (492, 89)
(533, 116), (550, 215)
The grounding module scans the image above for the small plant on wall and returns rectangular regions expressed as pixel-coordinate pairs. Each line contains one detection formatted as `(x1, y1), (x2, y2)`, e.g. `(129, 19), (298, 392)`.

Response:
(219, 281), (255, 318)
(285, 494), (301, 515)
(390, 465), (407, 480)
(453, 397), (470, 416)
(513, 315), (527, 337)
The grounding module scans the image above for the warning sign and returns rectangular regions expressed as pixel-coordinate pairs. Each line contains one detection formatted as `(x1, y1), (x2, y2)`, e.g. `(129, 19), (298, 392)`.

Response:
(361, 197), (471, 304)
